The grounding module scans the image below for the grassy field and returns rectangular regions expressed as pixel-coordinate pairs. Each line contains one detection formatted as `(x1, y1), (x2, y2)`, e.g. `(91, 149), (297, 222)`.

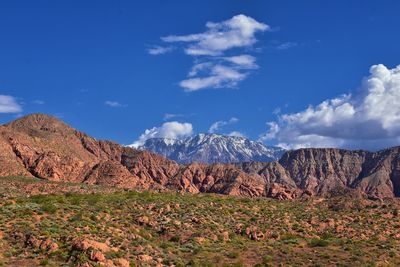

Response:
(0, 177), (399, 266)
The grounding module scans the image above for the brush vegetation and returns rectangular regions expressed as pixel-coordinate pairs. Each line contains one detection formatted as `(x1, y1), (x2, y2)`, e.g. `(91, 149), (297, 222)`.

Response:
(0, 176), (399, 266)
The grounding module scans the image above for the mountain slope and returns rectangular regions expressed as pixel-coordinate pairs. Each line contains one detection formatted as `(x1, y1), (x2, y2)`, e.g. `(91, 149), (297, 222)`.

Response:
(1, 114), (400, 199)
(0, 114), (265, 197)
(0, 114), (180, 189)
(135, 133), (286, 163)
(235, 147), (400, 199)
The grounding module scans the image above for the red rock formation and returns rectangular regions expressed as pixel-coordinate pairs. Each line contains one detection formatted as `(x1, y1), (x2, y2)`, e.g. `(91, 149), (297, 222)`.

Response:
(236, 147), (400, 199)
(169, 163), (267, 197)
(83, 160), (139, 188)
(121, 148), (179, 188)
(1, 114), (400, 199)
(0, 125), (32, 177)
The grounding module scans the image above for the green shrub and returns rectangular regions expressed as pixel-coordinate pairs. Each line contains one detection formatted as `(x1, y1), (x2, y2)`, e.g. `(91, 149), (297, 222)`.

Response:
(170, 235), (181, 243)
(309, 238), (330, 247)
(226, 251), (239, 259)
(41, 203), (58, 214)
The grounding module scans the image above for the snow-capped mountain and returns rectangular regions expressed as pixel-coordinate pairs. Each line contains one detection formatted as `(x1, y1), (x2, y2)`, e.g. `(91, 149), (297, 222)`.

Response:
(135, 133), (286, 164)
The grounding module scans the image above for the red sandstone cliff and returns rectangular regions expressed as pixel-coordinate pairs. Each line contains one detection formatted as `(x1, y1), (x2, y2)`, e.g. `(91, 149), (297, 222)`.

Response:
(1, 114), (400, 199)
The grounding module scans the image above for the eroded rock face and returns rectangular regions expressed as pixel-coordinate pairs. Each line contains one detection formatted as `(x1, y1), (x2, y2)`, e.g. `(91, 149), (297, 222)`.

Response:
(353, 147), (400, 199)
(281, 148), (400, 198)
(1, 114), (400, 199)
(278, 148), (368, 194)
(0, 114), (178, 189)
(0, 127), (32, 177)
(169, 163), (267, 197)
(236, 147), (400, 199)
(121, 148), (179, 188)
(83, 160), (139, 188)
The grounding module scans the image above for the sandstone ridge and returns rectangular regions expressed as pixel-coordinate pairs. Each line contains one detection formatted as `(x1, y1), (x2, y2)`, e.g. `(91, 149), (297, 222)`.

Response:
(1, 114), (400, 199)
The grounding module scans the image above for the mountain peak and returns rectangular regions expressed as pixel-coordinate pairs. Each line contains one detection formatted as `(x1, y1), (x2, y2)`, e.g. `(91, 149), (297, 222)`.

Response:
(138, 133), (285, 164)
(5, 113), (74, 135)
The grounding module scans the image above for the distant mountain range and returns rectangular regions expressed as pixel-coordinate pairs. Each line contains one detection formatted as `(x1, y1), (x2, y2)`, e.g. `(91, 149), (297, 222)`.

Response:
(2, 113), (400, 200)
(133, 133), (286, 164)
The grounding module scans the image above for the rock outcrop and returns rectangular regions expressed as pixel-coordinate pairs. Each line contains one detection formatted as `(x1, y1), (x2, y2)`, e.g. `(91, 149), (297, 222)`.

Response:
(0, 114), (178, 189)
(1, 114), (400, 199)
(169, 163), (267, 197)
(236, 147), (400, 199)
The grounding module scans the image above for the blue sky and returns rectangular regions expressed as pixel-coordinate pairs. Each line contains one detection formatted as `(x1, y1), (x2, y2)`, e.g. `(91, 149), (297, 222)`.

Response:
(1, 1), (399, 149)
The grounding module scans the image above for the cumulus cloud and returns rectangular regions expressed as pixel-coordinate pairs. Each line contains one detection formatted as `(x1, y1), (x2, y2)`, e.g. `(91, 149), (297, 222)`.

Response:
(228, 131), (246, 138)
(147, 45), (173, 55)
(152, 15), (268, 91)
(261, 64), (400, 150)
(208, 117), (239, 133)
(162, 14), (269, 56)
(131, 121), (193, 148)
(0, 95), (22, 113)
(104, 101), (127, 108)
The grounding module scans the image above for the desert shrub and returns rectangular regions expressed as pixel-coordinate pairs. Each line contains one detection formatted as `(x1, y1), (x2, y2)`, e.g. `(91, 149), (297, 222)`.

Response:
(170, 235), (181, 243)
(41, 203), (58, 214)
(39, 258), (49, 266)
(392, 208), (398, 217)
(309, 238), (330, 247)
(226, 251), (239, 259)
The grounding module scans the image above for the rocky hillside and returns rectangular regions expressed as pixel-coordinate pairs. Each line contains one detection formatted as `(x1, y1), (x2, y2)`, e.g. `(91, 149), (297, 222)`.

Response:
(1, 114), (400, 199)
(134, 133), (285, 163)
(0, 114), (179, 190)
(2, 188), (400, 266)
(236, 147), (400, 199)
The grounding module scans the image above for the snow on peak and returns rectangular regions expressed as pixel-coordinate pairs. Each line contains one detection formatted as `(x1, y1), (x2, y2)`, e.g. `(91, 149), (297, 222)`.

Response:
(137, 133), (285, 164)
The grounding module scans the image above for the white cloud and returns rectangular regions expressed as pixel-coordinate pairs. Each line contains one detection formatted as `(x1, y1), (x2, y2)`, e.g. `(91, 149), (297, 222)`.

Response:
(262, 64), (400, 150)
(152, 15), (268, 91)
(209, 117), (239, 133)
(272, 107), (281, 115)
(228, 131), (246, 138)
(180, 64), (247, 91)
(104, 101), (127, 108)
(147, 45), (173, 55)
(131, 121), (193, 148)
(188, 62), (214, 77)
(0, 95), (22, 113)
(181, 54), (258, 91)
(223, 55), (258, 69)
(162, 14), (269, 56)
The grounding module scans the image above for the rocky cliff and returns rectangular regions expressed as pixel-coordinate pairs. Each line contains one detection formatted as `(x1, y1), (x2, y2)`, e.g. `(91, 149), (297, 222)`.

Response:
(236, 147), (400, 199)
(1, 114), (400, 199)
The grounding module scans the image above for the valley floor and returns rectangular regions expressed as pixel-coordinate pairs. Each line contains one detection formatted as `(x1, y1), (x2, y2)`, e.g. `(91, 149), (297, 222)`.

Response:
(0, 176), (399, 266)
